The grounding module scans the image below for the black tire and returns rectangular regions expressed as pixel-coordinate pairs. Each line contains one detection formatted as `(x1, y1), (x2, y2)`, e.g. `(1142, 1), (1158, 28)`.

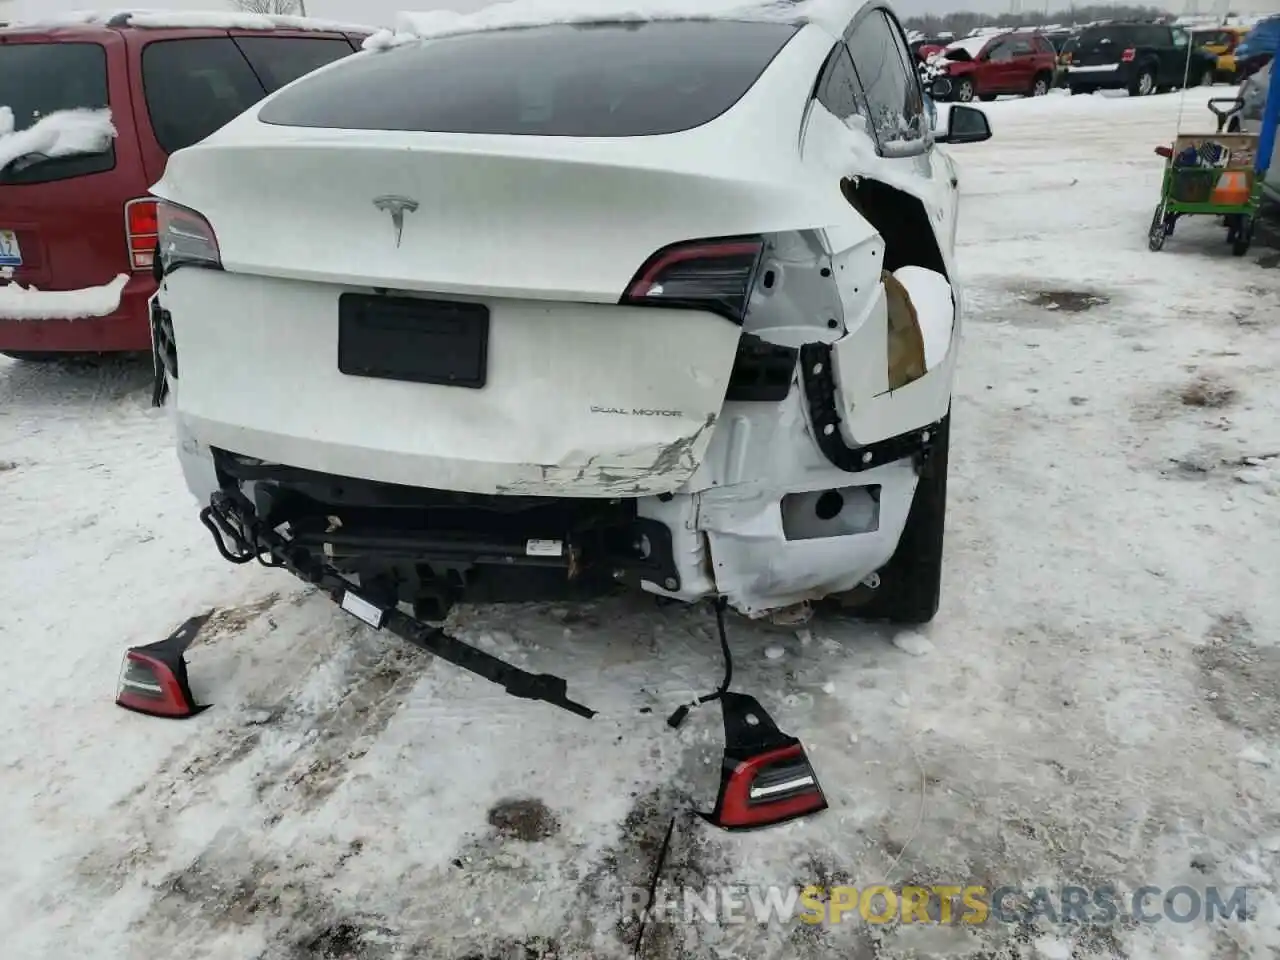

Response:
(1148, 203), (1167, 251)
(1232, 218), (1254, 257)
(1129, 66), (1156, 97)
(1029, 73), (1051, 97)
(848, 411), (951, 624)
(1198, 68), (1216, 87)
(955, 78), (976, 103)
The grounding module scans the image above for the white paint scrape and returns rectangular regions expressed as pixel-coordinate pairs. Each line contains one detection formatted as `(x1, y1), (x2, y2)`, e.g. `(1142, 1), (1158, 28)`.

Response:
(0, 274), (129, 321)
(0, 108), (116, 173)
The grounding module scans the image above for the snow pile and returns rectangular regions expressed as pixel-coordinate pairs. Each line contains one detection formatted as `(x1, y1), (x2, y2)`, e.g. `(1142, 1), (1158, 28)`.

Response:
(12, 10), (378, 33)
(0, 274), (129, 321)
(364, 0), (829, 50)
(894, 265), (955, 370)
(0, 107), (116, 174)
(945, 35), (991, 58)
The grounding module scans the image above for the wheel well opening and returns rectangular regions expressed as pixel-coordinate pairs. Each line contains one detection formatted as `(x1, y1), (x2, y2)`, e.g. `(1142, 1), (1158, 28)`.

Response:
(839, 177), (947, 278)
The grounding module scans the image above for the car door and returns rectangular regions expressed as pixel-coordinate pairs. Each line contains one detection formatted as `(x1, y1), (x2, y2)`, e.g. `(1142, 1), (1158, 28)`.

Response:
(1007, 35), (1038, 92)
(982, 37), (1015, 93)
(1169, 26), (1196, 86)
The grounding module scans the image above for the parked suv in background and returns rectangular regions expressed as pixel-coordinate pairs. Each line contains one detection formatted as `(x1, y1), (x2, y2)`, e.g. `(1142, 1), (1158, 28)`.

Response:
(0, 13), (369, 361)
(925, 30), (1058, 102)
(1065, 22), (1217, 96)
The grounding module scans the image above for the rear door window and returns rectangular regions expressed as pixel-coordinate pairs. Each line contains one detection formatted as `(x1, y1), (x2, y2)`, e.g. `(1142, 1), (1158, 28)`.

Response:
(845, 9), (927, 147)
(257, 20), (799, 137)
(141, 37), (266, 154)
(0, 41), (114, 185)
(232, 36), (357, 94)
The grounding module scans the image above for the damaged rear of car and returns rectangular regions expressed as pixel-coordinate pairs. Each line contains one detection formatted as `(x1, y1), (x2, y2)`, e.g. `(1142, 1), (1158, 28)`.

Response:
(152, 1), (991, 629)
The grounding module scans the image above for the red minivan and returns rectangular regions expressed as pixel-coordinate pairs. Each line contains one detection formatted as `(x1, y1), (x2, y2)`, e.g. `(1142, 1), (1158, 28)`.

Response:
(0, 15), (369, 361)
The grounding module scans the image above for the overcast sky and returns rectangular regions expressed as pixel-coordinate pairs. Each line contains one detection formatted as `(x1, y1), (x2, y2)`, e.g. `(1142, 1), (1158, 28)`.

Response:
(3, 0), (1274, 27)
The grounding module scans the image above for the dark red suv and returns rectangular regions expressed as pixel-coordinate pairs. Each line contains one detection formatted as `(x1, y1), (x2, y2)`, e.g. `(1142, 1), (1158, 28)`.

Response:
(0, 15), (369, 361)
(925, 30), (1059, 102)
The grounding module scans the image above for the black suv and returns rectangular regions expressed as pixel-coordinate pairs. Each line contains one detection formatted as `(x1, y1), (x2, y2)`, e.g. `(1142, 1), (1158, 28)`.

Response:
(1065, 22), (1218, 96)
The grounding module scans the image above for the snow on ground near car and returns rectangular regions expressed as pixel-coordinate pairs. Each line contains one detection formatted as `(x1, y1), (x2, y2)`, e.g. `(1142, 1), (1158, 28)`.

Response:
(1, 89), (1278, 960)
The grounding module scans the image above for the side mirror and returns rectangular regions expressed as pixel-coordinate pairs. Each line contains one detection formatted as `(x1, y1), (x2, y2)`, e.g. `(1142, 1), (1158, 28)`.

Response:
(936, 104), (992, 145)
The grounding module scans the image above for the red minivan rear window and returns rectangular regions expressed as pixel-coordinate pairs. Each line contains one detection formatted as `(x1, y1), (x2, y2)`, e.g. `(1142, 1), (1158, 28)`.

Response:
(0, 41), (115, 185)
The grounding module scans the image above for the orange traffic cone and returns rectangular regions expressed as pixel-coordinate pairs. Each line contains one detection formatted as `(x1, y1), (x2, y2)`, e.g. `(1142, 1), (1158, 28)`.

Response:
(1211, 171), (1251, 206)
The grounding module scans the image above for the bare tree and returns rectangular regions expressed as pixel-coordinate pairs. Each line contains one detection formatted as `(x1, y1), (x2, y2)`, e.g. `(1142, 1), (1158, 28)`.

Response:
(231, 0), (303, 14)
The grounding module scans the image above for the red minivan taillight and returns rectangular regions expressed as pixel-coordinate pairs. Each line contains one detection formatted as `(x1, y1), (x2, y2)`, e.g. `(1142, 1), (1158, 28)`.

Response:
(156, 200), (222, 274)
(125, 197), (158, 271)
(621, 236), (764, 324)
(1121, 47), (1137, 62)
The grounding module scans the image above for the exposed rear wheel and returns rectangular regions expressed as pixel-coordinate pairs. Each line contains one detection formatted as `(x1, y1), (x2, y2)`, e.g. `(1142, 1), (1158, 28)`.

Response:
(955, 79), (976, 102)
(836, 410), (951, 625)
(1030, 73), (1051, 96)
(1199, 68), (1215, 87)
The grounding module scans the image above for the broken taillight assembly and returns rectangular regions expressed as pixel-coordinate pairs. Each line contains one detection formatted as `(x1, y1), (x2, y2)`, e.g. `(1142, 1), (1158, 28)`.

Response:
(156, 200), (222, 275)
(622, 236), (764, 324)
(115, 613), (212, 719)
(699, 692), (828, 831)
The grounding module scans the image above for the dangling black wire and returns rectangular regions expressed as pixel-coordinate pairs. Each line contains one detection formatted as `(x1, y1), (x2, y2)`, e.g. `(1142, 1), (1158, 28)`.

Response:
(666, 596), (734, 729)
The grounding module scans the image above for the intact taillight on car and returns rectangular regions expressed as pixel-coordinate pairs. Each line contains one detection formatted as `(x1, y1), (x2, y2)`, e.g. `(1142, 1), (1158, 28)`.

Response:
(124, 198), (158, 271)
(622, 236), (764, 324)
(156, 200), (222, 274)
(1121, 47), (1137, 62)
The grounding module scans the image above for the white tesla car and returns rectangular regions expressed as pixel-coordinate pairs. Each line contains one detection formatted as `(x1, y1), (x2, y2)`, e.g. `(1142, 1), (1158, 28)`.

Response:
(150, 0), (992, 629)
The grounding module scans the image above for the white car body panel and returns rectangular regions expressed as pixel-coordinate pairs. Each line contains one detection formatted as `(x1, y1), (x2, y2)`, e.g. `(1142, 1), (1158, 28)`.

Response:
(153, 3), (975, 617)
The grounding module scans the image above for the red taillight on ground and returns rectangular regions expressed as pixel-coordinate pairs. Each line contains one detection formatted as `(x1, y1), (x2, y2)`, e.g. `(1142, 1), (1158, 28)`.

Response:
(114, 613), (211, 719)
(156, 200), (223, 274)
(1121, 48), (1137, 62)
(125, 197), (159, 271)
(697, 691), (828, 831)
(709, 743), (828, 829)
(622, 236), (764, 324)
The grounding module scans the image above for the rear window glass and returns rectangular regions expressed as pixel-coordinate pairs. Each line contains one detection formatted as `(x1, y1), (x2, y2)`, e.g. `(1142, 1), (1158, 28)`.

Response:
(258, 20), (801, 137)
(142, 37), (267, 154)
(0, 42), (114, 185)
(233, 36), (357, 94)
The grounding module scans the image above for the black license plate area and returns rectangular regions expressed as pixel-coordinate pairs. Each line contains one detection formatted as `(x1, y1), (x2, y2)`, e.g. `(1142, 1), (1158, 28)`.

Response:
(338, 294), (489, 388)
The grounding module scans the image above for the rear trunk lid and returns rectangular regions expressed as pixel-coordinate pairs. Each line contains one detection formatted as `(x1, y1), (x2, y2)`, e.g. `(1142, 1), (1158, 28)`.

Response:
(152, 19), (852, 497)
(154, 131), (829, 497)
(1074, 28), (1130, 66)
(0, 31), (146, 294)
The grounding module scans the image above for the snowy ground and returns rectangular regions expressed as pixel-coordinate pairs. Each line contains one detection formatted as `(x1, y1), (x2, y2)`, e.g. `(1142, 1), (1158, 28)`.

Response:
(1, 89), (1278, 960)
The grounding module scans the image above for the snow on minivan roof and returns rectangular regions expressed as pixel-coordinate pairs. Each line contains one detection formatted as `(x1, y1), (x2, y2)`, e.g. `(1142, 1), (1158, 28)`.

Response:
(4, 9), (378, 34)
(364, 0), (863, 51)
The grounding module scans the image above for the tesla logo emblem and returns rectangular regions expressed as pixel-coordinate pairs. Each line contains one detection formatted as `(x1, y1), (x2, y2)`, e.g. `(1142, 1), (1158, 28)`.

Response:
(373, 195), (419, 248)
